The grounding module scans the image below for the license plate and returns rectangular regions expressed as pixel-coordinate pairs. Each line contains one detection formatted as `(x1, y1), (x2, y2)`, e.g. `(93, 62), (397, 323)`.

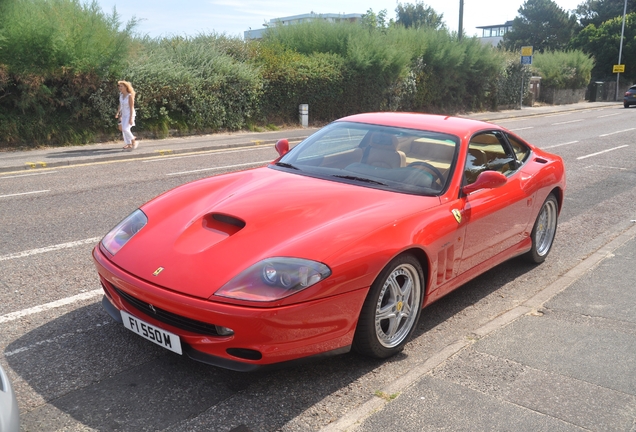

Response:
(121, 310), (182, 355)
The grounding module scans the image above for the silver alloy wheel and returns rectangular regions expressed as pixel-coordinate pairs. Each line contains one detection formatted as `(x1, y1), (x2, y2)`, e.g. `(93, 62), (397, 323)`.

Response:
(535, 198), (558, 257)
(374, 263), (421, 348)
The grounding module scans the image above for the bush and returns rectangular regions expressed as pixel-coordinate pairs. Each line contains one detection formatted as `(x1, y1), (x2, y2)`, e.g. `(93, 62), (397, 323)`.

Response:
(0, 0), (135, 147)
(257, 45), (345, 122)
(122, 35), (263, 136)
(532, 50), (594, 89)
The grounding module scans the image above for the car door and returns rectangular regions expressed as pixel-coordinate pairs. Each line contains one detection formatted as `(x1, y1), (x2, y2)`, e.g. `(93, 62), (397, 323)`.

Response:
(458, 131), (535, 274)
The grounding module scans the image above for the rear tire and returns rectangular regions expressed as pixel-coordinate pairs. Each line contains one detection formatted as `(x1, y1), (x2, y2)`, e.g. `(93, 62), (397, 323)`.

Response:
(624, 103), (629, 108)
(525, 194), (559, 263)
(353, 254), (424, 358)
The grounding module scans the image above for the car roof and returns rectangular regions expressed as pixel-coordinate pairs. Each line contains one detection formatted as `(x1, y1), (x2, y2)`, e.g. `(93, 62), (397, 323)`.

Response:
(336, 112), (500, 137)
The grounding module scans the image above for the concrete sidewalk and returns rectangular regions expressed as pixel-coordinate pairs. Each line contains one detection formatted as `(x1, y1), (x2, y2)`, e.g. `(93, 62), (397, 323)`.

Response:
(327, 224), (636, 431)
(0, 101), (620, 174)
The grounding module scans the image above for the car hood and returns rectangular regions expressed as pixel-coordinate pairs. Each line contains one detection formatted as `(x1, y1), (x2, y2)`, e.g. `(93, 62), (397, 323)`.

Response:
(109, 167), (440, 299)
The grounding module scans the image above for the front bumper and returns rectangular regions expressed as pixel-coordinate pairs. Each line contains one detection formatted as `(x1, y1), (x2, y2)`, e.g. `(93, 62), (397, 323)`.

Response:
(93, 246), (367, 371)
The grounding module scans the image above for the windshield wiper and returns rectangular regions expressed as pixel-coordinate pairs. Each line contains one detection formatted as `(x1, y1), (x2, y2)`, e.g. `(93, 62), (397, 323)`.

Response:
(333, 175), (386, 186)
(274, 162), (299, 170)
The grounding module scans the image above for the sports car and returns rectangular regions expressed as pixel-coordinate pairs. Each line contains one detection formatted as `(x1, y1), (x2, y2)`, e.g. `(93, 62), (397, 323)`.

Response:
(93, 112), (565, 371)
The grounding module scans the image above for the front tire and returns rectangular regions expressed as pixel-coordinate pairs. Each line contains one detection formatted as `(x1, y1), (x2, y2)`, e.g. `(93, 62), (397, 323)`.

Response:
(353, 254), (424, 358)
(525, 194), (559, 263)
(624, 102), (630, 108)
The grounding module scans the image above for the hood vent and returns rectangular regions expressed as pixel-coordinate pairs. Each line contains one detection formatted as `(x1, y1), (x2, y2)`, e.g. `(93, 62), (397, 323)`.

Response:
(211, 213), (246, 230)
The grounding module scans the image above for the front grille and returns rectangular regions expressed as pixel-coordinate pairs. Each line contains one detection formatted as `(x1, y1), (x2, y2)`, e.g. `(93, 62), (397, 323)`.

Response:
(112, 284), (220, 336)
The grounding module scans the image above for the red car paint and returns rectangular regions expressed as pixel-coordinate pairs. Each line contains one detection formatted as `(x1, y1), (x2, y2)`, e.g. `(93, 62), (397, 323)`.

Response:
(93, 113), (565, 371)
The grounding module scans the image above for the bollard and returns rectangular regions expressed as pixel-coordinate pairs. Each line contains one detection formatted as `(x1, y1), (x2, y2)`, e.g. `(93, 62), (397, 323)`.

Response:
(299, 104), (308, 128)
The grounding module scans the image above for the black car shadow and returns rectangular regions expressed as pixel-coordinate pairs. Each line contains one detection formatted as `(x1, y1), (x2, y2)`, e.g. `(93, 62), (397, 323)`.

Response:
(5, 256), (534, 431)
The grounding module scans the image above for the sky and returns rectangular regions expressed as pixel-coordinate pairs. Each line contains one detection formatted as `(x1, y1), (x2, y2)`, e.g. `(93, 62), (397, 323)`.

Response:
(95, 0), (584, 39)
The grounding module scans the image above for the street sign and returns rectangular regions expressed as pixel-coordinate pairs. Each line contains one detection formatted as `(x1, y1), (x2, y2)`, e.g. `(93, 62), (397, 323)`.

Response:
(520, 46), (533, 65)
(613, 64), (625, 73)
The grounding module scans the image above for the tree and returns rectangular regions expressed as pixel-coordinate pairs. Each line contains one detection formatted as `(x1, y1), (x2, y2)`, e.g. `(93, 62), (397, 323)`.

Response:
(395, 1), (445, 30)
(502, 0), (578, 52)
(360, 8), (392, 31)
(575, 0), (636, 27)
(570, 12), (636, 80)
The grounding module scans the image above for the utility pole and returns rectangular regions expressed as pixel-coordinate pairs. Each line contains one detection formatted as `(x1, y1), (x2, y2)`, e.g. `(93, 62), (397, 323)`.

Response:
(458, 0), (464, 41)
(615, 0), (628, 100)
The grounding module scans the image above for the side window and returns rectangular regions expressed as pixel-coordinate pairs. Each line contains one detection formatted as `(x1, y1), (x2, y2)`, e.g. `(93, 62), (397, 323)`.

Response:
(505, 133), (531, 165)
(465, 132), (516, 184)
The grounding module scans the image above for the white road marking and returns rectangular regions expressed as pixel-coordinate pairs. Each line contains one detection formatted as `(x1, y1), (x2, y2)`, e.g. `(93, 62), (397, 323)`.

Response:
(509, 127), (534, 131)
(0, 237), (101, 262)
(577, 145), (629, 160)
(0, 171), (57, 179)
(600, 128), (636, 137)
(552, 119), (583, 125)
(543, 141), (579, 149)
(142, 146), (271, 163)
(0, 289), (102, 324)
(585, 165), (629, 171)
(0, 190), (50, 198)
(167, 160), (271, 176)
(4, 320), (111, 356)
(597, 113), (621, 118)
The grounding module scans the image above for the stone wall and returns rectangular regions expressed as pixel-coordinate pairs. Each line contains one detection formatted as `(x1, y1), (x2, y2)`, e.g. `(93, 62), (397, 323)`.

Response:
(540, 88), (586, 105)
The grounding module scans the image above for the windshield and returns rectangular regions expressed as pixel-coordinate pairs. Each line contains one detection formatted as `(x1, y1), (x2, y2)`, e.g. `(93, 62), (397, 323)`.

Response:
(273, 121), (459, 195)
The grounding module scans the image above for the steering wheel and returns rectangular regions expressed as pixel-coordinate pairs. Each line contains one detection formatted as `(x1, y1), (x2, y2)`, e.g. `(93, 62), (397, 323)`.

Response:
(407, 161), (445, 186)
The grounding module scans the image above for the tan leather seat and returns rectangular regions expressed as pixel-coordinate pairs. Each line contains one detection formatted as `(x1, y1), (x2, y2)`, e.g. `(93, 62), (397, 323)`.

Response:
(465, 147), (487, 184)
(364, 132), (406, 169)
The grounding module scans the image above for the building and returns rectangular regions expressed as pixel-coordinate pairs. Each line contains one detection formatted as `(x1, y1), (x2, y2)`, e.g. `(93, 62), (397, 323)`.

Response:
(476, 21), (513, 46)
(244, 12), (363, 40)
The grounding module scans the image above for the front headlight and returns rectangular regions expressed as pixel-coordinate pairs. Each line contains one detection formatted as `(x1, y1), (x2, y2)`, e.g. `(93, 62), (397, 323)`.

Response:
(214, 257), (331, 302)
(101, 209), (148, 256)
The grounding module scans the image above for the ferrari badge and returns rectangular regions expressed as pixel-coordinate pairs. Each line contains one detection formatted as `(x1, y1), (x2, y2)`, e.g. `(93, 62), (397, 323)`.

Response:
(452, 209), (462, 224)
(153, 267), (164, 276)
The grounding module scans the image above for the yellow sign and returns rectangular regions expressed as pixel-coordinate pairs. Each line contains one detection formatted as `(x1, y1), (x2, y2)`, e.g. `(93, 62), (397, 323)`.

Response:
(613, 64), (625, 73)
(521, 46), (533, 56)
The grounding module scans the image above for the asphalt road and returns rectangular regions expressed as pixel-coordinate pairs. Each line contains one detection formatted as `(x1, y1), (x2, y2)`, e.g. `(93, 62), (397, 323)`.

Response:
(1, 104), (635, 431)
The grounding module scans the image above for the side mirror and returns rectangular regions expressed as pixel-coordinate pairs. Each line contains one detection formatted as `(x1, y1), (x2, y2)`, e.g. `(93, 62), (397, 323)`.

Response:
(463, 171), (507, 195)
(275, 139), (289, 157)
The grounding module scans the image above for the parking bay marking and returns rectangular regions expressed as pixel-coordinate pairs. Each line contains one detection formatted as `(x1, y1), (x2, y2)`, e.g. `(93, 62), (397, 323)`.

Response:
(167, 160), (272, 176)
(0, 289), (102, 325)
(509, 127), (534, 131)
(543, 141), (579, 149)
(599, 128), (636, 137)
(0, 237), (101, 262)
(4, 320), (111, 356)
(552, 119), (583, 125)
(143, 146), (273, 163)
(0, 190), (50, 199)
(577, 145), (629, 160)
(0, 171), (58, 179)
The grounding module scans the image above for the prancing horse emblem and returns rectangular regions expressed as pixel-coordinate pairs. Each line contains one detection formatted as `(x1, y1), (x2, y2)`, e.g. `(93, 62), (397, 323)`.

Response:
(452, 209), (462, 224)
(153, 267), (164, 276)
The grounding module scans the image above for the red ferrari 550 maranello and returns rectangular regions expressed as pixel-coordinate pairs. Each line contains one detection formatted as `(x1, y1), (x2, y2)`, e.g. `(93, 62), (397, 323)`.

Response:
(93, 112), (565, 371)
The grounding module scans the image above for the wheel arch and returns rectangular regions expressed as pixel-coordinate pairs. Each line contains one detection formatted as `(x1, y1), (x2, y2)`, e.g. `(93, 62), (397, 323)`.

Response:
(394, 247), (431, 300)
(549, 186), (564, 214)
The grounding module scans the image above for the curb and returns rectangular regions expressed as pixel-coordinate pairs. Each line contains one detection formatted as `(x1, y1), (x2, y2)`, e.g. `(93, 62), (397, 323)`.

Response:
(321, 221), (636, 432)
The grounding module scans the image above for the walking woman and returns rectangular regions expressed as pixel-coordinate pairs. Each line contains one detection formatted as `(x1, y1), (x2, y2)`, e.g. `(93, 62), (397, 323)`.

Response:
(115, 81), (137, 150)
